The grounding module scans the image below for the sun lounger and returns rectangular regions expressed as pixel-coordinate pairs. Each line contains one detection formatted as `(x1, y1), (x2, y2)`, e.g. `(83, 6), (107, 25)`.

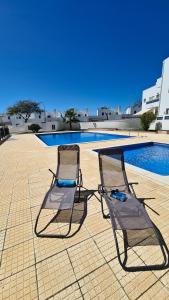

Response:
(98, 148), (168, 271)
(34, 144), (82, 238)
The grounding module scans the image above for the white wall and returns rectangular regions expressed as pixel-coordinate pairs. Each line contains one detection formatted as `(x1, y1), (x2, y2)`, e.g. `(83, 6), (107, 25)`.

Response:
(78, 119), (141, 130)
(159, 57), (169, 116)
(9, 121), (65, 133)
(150, 119), (169, 131)
(142, 77), (161, 111)
(143, 57), (169, 130)
(161, 120), (169, 130)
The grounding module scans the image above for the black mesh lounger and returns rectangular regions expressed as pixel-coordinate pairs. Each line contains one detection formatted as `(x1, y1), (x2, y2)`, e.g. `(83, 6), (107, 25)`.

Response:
(98, 148), (168, 271)
(34, 144), (83, 238)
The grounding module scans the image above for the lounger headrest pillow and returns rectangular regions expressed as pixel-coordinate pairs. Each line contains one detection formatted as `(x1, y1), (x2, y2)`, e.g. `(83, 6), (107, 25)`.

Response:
(56, 179), (76, 187)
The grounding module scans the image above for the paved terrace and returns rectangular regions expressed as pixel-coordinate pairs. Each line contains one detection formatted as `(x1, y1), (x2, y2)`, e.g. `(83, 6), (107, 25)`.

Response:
(0, 131), (169, 300)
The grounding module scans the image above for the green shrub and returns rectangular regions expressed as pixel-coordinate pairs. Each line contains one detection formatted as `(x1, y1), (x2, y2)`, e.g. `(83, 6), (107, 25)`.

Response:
(140, 112), (156, 131)
(28, 124), (41, 133)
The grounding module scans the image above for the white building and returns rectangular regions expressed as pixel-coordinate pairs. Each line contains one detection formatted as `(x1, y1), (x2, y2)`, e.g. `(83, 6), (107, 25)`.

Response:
(97, 106), (121, 120)
(1, 110), (62, 126)
(125, 101), (142, 115)
(1, 110), (64, 133)
(141, 78), (161, 115)
(125, 107), (132, 114)
(76, 110), (89, 122)
(140, 57), (169, 130)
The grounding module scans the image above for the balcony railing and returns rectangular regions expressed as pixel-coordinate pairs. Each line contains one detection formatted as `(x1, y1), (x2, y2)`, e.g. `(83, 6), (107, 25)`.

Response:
(146, 98), (159, 105)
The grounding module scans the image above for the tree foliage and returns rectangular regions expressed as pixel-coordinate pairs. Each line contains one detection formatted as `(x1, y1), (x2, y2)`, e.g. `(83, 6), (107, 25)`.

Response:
(7, 100), (42, 123)
(140, 111), (156, 131)
(64, 108), (78, 130)
(28, 124), (41, 133)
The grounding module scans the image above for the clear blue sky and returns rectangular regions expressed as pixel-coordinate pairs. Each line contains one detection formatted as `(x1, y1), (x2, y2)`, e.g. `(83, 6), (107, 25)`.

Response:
(0, 0), (169, 114)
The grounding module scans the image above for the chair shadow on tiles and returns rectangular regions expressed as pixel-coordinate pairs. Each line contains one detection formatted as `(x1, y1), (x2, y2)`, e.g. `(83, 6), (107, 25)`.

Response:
(35, 189), (95, 238)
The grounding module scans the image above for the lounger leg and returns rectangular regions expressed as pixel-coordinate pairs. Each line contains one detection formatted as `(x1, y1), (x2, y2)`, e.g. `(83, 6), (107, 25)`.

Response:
(75, 169), (82, 203)
(100, 194), (110, 219)
(113, 227), (168, 271)
(34, 205), (74, 238)
(34, 192), (75, 238)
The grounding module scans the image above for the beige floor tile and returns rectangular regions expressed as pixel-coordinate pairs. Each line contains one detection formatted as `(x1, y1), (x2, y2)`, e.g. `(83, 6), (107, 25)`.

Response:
(63, 226), (90, 248)
(37, 251), (76, 299)
(68, 238), (105, 280)
(0, 231), (5, 252)
(0, 216), (8, 231)
(160, 271), (169, 289)
(34, 235), (65, 262)
(79, 264), (128, 299)
(4, 222), (33, 249)
(84, 213), (110, 236)
(10, 199), (30, 211)
(7, 208), (32, 228)
(0, 266), (38, 300)
(92, 228), (118, 262)
(139, 280), (169, 300)
(29, 194), (43, 207)
(0, 239), (35, 280)
(109, 253), (158, 300)
(49, 283), (82, 300)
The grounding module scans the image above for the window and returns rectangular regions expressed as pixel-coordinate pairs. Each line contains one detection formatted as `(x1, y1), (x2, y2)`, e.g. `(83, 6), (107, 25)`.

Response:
(134, 110), (136, 114)
(52, 124), (55, 130)
(157, 117), (163, 120)
(165, 116), (169, 120)
(47, 115), (51, 118)
(78, 114), (81, 117)
(8, 116), (10, 120)
(109, 112), (111, 115)
(166, 108), (169, 115)
(144, 98), (146, 102)
(146, 99), (159, 105)
(85, 114), (87, 116)
(102, 112), (104, 116)
(39, 115), (41, 119)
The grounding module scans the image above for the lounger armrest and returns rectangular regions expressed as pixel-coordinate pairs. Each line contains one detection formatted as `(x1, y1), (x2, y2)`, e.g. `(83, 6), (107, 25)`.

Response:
(48, 169), (57, 178)
(98, 184), (105, 195)
(78, 168), (83, 186)
(79, 168), (82, 177)
(128, 182), (138, 185)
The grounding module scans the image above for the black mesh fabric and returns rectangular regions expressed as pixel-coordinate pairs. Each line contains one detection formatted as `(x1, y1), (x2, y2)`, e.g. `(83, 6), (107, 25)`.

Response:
(99, 148), (153, 230)
(43, 144), (80, 210)
(57, 145), (79, 180)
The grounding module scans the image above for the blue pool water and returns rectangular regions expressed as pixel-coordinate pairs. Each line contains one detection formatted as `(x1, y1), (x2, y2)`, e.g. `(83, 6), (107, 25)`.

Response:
(37, 131), (130, 146)
(95, 142), (169, 176)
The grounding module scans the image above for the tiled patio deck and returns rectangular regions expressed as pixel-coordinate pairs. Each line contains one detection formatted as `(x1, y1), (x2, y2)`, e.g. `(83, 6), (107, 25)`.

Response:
(0, 131), (169, 300)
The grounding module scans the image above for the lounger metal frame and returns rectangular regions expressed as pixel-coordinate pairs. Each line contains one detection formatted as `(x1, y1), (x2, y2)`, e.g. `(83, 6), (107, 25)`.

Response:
(98, 148), (168, 271)
(34, 144), (83, 238)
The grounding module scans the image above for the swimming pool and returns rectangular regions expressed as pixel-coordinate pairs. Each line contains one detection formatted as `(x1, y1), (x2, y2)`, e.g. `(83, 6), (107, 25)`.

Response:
(94, 142), (169, 176)
(37, 131), (130, 146)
